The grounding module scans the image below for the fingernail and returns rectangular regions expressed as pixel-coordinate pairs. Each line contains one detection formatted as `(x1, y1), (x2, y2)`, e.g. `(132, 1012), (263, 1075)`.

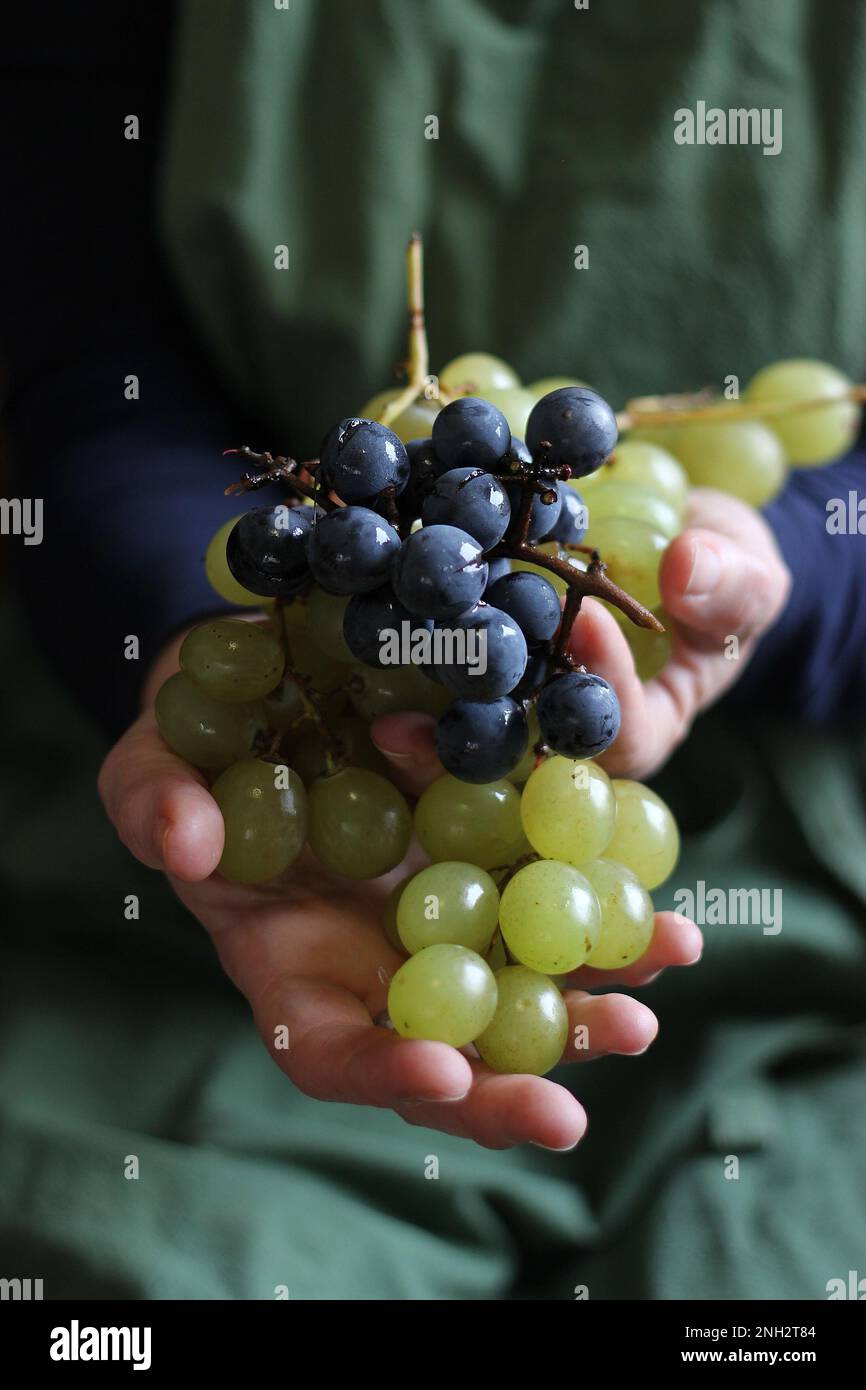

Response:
(377, 748), (414, 762)
(531, 1139), (581, 1153)
(685, 542), (722, 595)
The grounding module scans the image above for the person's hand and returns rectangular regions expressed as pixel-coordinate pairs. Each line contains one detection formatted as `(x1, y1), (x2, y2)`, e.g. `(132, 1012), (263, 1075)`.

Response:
(571, 488), (791, 780)
(98, 637), (702, 1151)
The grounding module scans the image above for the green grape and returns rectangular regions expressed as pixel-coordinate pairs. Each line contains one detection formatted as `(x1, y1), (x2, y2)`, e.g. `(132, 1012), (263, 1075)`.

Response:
(508, 705), (541, 784)
(347, 662), (451, 719)
(603, 441), (689, 508)
(387, 943), (498, 1047)
(671, 419), (786, 507)
(603, 603), (672, 681)
(397, 862), (500, 955)
(306, 588), (352, 662)
(745, 358), (860, 466)
(211, 757), (307, 884)
(180, 618), (285, 702)
(583, 858), (655, 968)
(499, 860), (601, 974)
(286, 621), (351, 694)
(284, 714), (390, 787)
(439, 352), (520, 395)
(625, 424), (683, 456)
(481, 386), (537, 439)
(308, 767), (411, 879)
(526, 376), (589, 395)
(205, 515), (269, 608)
(155, 672), (265, 770)
(476, 965), (569, 1075)
(360, 389), (440, 443)
(484, 930), (509, 972)
(605, 779), (680, 889)
(583, 482), (681, 540)
(263, 675), (307, 731)
(626, 614), (672, 681)
(583, 516), (668, 610)
(382, 877), (410, 953)
(521, 756), (616, 865)
(511, 541), (568, 595)
(415, 775), (525, 871)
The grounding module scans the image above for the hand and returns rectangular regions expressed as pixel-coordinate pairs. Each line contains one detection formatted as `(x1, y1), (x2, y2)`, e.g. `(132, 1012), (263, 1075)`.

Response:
(98, 638), (703, 1153)
(570, 488), (791, 780)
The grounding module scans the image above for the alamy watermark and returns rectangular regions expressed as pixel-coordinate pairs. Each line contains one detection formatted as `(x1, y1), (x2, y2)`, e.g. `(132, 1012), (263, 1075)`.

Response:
(826, 491), (866, 534)
(674, 102), (782, 157)
(0, 497), (43, 545)
(378, 621), (487, 674)
(673, 881), (782, 935)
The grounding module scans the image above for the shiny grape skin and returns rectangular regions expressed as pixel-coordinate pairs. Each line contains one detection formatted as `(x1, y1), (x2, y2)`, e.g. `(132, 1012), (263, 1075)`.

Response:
(537, 670), (621, 759)
(212, 758), (308, 884)
(307, 507), (401, 596)
(307, 767), (412, 879)
(486, 571), (561, 645)
(343, 585), (431, 668)
(436, 696), (528, 784)
(179, 619), (285, 702)
(504, 481), (563, 544)
(226, 505), (315, 598)
(476, 965), (569, 1076)
(421, 467), (511, 550)
(319, 417), (410, 503)
(154, 672), (266, 771)
(526, 386), (618, 477)
(431, 603), (528, 701)
(391, 524), (488, 621)
(545, 482), (588, 545)
(431, 396), (511, 470)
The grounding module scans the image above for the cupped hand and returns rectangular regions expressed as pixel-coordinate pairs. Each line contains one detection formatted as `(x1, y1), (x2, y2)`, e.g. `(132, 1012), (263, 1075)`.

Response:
(98, 629), (702, 1149)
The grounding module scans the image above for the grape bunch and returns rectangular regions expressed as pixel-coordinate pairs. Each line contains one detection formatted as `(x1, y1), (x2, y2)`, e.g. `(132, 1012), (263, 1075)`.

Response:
(157, 380), (654, 872)
(385, 761), (679, 1074)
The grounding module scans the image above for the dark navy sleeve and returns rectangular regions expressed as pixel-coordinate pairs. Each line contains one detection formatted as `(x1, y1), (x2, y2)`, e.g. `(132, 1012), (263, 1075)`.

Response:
(0, 3), (263, 738)
(726, 449), (866, 723)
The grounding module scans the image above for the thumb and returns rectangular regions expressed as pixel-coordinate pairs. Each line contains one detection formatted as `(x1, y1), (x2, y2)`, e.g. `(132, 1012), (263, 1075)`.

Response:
(370, 711), (446, 797)
(660, 528), (787, 647)
(98, 712), (225, 881)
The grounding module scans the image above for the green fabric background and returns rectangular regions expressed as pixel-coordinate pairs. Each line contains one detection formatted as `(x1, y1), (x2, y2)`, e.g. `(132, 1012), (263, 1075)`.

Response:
(161, 0), (866, 454)
(1, 0), (866, 1300)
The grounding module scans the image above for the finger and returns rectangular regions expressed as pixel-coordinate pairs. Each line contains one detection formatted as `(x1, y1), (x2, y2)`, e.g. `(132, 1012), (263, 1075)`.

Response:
(371, 711), (446, 796)
(561, 990), (658, 1061)
(660, 526), (788, 648)
(567, 911), (703, 989)
(98, 712), (224, 881)
(255, 975), (473, 1106)
(395, 1067), (587, 1150)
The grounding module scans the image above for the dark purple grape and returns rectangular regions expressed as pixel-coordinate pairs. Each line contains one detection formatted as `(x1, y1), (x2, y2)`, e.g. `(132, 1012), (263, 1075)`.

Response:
(525, 387), (617, 477)
(422, 467), (511, 550)
(226, 505), (315, 598)
(436, 697), (528, 784)
(544, 482), (588, 545)
(343, 586), (431, 668)
(536, 670), (621, 758)
(319, 418), (410, 503)
(391, 525), (488, 620)
(504, 482), (562, 543)
(307, 507), (401, 595)
(431, 396), (511, 470)
(431, 603), (528, 700)
(486, 571), (561, 645)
